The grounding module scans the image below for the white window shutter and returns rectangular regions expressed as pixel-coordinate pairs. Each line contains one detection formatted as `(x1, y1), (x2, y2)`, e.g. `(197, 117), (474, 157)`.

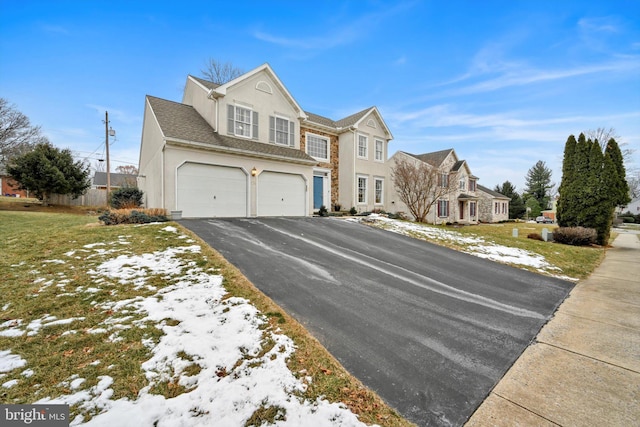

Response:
(227, 105), (234, 135)
(252, 111), (259, 140)
(269, 116), (275, 143)
(289, 121), (295, 147)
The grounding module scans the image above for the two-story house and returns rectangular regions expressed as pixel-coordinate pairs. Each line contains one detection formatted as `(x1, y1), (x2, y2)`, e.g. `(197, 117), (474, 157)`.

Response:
(138, 63), (393, 218)
(388, 149), (481, 224)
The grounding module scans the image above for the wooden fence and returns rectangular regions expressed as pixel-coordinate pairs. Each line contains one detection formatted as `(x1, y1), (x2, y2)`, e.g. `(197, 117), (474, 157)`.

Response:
(49, 189), (108, 207)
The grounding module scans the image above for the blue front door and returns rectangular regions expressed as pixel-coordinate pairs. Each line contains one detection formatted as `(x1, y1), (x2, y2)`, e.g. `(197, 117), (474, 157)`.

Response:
(313, 176), (323, 209)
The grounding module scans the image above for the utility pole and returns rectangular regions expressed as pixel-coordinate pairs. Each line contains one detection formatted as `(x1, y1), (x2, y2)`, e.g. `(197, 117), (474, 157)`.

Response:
(105, 111), (111, 205)
(104, 111), (115, 206)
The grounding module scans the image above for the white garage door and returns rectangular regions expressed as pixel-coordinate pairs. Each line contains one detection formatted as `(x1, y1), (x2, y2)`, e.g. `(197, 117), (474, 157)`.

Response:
(177, 163), (247, 218)
(257, 172), (306, 216)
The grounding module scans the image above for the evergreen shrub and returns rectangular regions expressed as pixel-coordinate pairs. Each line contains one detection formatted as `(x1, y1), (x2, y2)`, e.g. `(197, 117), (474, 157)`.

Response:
(109, 187), (143, 209)
(99, 208), (169, 225)
(553, 227), (597, 246)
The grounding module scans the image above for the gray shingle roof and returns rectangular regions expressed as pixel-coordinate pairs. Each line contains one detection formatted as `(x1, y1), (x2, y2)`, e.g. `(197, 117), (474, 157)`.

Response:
(407, 149), (454, 167)
(93, 172), (136, 187)
(188, 75), (221, 91)
(451, 160), (466, 171)
(147, 96), (316, 163)
(304, 106), (375, 130)
(477, 184), (510, 199)
(335, 107), (374, 128)
(303, 111), (336, 128)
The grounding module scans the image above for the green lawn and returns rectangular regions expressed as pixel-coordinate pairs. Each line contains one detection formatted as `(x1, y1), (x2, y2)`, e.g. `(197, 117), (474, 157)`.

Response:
(0, 211), (412, 426)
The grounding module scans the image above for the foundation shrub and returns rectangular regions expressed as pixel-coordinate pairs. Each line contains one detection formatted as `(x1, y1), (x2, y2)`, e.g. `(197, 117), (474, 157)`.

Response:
(99, 208), (169, 225)
(553, 226), (597, 246)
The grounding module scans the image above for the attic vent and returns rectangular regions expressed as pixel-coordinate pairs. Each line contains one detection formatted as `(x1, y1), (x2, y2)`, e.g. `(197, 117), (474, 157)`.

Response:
(256, 81), (273, 94)
(366, 118), (377, 128)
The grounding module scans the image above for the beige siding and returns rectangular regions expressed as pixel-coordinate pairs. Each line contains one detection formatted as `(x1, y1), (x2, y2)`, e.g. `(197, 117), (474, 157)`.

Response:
(162, 144), (312, 216)
(138, 100), (166, 210)
(183, 78), (217, 131)
(219, 71), (302, 148)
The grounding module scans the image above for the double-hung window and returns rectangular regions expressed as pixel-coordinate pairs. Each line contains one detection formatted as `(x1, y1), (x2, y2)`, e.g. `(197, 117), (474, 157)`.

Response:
(374, 139), (384, 162)
(357, 176), (368, 204)
(459, 178), (466, 190)
(470, 201), (476, 217)
(269, 116), (295, 147)
(306, 133), (329, 161)
(469, 179), (476, 192)
(358, 135), (368, 159)
(374, 178), (384, 204)
(228, 104), (258, 139)
(438, 200), (449, 217)
(438, 173), (449, 188)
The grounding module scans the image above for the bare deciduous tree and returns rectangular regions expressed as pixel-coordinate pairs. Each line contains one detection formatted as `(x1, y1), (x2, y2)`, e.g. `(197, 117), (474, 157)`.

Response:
(0, 98), (48, 164)
(391, 157), (458, 223)
(115, 165), (139, 187)
(586, 127), (635, 162)
(200, 58), (244, 85)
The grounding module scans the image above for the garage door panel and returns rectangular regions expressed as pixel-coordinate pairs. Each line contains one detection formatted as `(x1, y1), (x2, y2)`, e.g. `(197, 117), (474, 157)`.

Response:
(258, 172), (306, 217)
(177, 163), (247, 218)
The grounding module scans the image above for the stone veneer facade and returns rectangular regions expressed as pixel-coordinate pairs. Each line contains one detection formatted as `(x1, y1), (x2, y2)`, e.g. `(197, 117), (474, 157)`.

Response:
(300, 126), (341, 210)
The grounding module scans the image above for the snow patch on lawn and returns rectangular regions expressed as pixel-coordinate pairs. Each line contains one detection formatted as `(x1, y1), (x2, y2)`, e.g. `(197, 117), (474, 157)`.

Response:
(353, 214), (576, 280)
(31, 230), (370, 427)
(0, 350), (26, 372)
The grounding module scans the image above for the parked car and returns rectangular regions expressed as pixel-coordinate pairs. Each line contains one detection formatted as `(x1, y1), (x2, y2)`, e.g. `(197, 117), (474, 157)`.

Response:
(536, 216), (554, 224)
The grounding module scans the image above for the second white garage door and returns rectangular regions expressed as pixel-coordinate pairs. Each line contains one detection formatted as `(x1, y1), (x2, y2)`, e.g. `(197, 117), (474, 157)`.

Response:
(177, 163), (247, 218)
(257, 172), (306, 216)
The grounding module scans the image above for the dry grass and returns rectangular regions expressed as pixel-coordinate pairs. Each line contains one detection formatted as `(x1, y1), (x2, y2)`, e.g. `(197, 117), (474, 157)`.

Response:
(0, 210), (412, 426)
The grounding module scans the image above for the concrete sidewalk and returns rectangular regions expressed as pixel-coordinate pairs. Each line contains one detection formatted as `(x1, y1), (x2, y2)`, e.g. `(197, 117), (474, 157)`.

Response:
(466, 231), (640, 426)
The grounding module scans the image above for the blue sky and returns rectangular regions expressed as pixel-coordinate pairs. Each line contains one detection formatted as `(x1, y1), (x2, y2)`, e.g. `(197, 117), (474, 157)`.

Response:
(1, 0), (639, 192)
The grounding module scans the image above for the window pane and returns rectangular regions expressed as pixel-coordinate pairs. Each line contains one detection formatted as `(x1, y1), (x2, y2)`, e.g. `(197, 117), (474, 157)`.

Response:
(375, 140), (383, 160)
(307, 135), (328, 160)
(235, 107), (251, 137)
(358, 135), (367, 157)
(375, 179), (383, 203)
(275, 117), (289, 145)
(358, 177), (366, 203)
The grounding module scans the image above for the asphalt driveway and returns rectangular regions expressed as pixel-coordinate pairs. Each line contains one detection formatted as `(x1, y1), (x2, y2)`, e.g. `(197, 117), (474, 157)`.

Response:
(181, 217), (574, 426)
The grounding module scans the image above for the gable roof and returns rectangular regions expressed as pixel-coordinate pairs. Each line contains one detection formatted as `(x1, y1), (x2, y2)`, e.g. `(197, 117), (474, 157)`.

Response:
(407, 148), (454, 167)
(146, 95), (316, 164)
(304, 106), (393, 139)
(207, 63), (307, 120)
(478, 184), (510, 199)
(188, 75), (221, 91)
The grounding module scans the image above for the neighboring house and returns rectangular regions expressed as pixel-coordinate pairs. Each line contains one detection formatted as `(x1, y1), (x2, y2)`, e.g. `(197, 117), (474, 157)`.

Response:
(388, 149), (480, 224)
(93, 172), (137, 189)
(477, 185), (510, 223)
(138, 63), (392, 218)
(619, 197), (640, 215)
(0, 164), (28, 198)
(541, 197), (558, 221)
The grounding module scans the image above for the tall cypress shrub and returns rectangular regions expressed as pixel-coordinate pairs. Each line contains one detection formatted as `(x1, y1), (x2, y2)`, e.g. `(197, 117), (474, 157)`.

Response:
(557, 134), (577, 226)
(557, 134), (630, 246)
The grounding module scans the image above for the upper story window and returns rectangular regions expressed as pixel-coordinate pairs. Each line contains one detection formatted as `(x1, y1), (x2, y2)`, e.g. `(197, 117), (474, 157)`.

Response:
(438, 173), (449, 188)
(375, 139), (384, 162)
(469, 179), (476, 192)
(228, 104), (258, 139)
(459, 177), (466, 190)
(358, 135), (368, 159)
(269, 116), (295, 147)
(306, 133), (329, 162)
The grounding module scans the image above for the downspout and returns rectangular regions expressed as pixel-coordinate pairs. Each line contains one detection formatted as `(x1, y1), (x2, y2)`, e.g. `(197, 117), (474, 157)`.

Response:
(161, 144), (165, 211)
